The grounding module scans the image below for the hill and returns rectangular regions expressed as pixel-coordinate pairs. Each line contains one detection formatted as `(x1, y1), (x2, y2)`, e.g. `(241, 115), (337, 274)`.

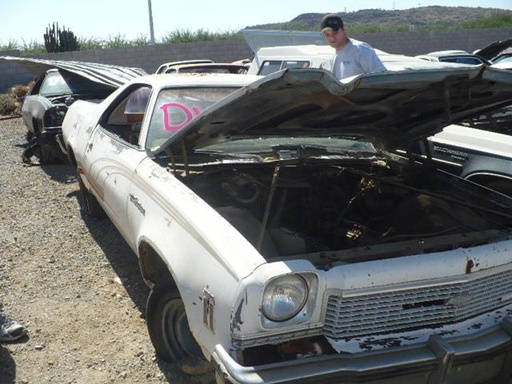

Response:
(246, 6), (512, 32)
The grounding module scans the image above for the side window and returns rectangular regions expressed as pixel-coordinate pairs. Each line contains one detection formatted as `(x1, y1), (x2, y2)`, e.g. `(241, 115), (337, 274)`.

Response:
(458, 58), (482, 65)
(282, 61), (310, 69)
(258, 61), (283, 76)
(102, 86), (152, 146)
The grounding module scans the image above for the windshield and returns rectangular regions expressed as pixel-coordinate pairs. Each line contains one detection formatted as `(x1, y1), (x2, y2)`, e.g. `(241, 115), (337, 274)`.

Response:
(493, 55), (512, 64)
(146, 86), (240, 149)
(40, 70), (114, 97)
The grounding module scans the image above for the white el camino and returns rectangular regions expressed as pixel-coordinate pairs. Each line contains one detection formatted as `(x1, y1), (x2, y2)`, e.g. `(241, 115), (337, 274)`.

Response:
(61, 67), (512, 384)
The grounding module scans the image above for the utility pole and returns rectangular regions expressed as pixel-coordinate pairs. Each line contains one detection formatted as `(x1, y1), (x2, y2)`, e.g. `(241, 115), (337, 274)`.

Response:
(148, 0), (155, 44)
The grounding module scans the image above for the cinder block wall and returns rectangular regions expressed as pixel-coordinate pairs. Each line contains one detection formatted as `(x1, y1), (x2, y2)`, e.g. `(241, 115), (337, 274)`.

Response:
(0, 39), (254, 92)
(1, 28), (511, 93)
(361, 28), (512, 55)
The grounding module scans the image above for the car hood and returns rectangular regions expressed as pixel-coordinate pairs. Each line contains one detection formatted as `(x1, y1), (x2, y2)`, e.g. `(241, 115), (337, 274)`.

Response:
(156, 66), (512, 157)
(473, 39), (512, 60)
(0, 56), (146, 87)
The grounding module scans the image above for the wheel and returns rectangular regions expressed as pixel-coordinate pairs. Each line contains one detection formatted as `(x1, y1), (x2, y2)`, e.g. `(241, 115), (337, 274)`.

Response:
(30, 121), (55, 164)
(146, 279), (203, 362)
(77, 170), (105, 218)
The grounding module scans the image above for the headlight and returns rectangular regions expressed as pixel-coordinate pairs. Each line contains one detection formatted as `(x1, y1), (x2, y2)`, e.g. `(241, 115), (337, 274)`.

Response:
(262, 274), (308, 322)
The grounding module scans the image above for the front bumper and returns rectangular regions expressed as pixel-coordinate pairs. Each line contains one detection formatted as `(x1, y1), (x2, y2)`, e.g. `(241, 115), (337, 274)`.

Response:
(55, 133), (67, 155)
(212, 316), (512, 384)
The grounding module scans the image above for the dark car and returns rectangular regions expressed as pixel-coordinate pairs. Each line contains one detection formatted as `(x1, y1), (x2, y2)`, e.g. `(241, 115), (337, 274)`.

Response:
(415, 50), (491, 65)
(415, 39), (512, 68)
(9, 57), (146, 164)
(21, 68), (117, 163)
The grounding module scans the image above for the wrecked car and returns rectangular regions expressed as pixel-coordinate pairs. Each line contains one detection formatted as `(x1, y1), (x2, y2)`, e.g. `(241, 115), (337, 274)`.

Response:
(0, 56), (145, 164)
(404, 103), (512, 195)
(62, 67), (512, 384)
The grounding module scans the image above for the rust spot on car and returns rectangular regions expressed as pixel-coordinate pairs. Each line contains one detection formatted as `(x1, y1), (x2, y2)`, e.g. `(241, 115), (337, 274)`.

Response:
(466, 258), (474, 274)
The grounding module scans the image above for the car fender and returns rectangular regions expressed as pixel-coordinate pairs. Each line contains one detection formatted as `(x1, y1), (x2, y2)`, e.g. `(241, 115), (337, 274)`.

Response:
(122, 157), (268, 358)
(62, 100), (101, 162)
(21, 95), (55, 133)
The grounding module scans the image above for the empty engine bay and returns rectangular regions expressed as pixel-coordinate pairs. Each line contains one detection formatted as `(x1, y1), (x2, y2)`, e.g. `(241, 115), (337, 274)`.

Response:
(179, 162), (512, 261)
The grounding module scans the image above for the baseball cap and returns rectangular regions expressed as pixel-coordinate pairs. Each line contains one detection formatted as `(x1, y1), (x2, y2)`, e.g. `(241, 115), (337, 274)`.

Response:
(320, 14), (344, 32)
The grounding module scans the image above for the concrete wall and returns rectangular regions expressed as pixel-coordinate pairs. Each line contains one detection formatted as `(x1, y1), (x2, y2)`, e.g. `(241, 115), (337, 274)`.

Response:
(1, 28), (511, 93)
(361, 28), (512, 56)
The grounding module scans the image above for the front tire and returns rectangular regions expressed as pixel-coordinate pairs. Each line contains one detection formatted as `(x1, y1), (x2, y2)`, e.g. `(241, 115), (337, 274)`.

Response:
(146, 279), (203, 362)
(77, 170), (105, 218)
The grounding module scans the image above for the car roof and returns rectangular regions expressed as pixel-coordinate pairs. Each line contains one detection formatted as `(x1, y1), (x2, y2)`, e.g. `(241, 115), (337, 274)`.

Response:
(421, 50), (470, 57)
(155, 59), (215, 73)
(163, 63), (248, 74)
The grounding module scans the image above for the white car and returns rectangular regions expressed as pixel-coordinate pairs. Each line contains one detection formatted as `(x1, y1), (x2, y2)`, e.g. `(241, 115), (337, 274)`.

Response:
(154, 59), (214, 74)
(62, 67), (512, 384)
(427, 123), (512, 195)
(247, 44), (466, 77)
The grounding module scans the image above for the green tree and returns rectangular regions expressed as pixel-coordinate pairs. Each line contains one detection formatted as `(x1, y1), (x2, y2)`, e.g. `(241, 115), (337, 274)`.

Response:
(44, 22), (80, 53)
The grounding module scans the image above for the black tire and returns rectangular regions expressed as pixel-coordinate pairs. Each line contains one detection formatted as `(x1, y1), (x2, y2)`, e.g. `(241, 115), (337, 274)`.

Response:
(30, 121), (55, 165)
(77, 170), (105, 218)
(146, 279), (203, 363)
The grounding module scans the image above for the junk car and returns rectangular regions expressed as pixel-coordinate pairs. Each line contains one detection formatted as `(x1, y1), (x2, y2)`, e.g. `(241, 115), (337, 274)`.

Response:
(0, 56), (145, 164)
(62, 67), (512, 384)
(434, 127), (512, 193)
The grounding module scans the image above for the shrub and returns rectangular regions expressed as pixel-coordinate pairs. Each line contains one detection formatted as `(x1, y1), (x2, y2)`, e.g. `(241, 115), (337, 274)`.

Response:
(0, 94), (17, 116)
(10, 83), (31, 101)
(0, 82), (32, 116)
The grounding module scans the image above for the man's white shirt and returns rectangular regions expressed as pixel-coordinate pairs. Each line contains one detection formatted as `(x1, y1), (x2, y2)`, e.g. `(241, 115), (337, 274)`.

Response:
(331, 39), (386, 79)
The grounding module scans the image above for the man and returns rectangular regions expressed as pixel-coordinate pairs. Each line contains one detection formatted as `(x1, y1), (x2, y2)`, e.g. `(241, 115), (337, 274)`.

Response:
(321, 14), (386, 80)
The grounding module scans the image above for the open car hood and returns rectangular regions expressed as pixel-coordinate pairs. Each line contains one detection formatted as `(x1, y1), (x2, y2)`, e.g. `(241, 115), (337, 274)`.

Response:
(157, 66), (512, 156)
(473, 39), (512, 61)
(0, 56), (146, 88)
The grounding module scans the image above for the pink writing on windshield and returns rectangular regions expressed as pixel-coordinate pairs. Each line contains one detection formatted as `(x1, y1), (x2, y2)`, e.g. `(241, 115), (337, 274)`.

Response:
(159, 102), (201, 131)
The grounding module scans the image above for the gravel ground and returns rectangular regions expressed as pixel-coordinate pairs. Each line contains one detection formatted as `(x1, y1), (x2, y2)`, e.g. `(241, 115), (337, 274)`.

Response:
(0, 117), (206, 384)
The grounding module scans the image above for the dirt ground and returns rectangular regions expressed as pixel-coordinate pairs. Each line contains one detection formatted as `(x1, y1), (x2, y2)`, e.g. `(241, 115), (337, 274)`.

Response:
(0, 117), (211, 383)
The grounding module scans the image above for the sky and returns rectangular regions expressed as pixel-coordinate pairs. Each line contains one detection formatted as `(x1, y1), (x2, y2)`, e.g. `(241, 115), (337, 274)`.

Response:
(0, 0), (511, 46)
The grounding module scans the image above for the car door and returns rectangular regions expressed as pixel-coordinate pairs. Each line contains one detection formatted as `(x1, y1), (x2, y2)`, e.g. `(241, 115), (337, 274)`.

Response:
(82, 85), (152, 247)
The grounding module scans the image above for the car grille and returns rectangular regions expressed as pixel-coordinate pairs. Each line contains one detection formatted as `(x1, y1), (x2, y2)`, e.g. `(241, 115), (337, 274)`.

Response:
(323, 267), (512, 339)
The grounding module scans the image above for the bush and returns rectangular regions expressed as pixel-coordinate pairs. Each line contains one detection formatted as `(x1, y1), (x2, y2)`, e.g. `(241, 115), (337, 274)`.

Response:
(0, 94), (17, 116)
(0, 82), (32, 116)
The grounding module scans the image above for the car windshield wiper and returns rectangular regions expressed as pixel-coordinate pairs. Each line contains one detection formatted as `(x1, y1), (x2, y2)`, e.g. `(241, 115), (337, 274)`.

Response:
(195, 149), (265, 162)
(271, 144), (373, 160)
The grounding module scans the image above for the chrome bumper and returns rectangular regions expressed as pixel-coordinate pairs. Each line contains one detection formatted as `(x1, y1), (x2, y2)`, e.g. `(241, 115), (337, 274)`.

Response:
(212, 316), (512, 384)
(55, 133), (67, 155)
